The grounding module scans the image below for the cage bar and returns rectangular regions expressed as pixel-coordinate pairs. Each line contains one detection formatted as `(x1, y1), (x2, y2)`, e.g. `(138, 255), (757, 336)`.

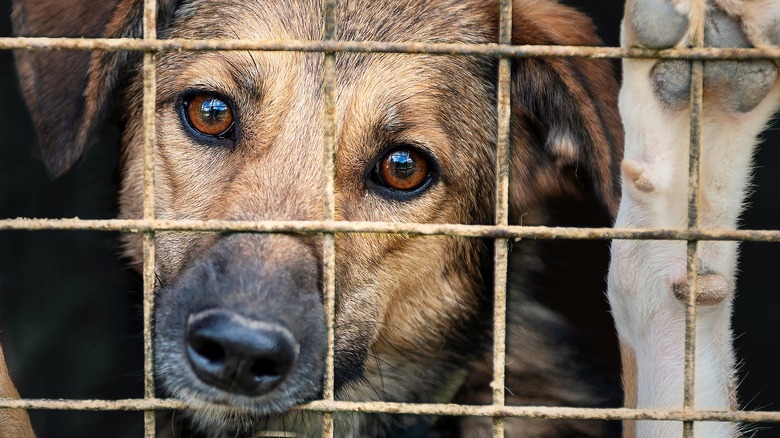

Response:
(321, 0), (338, 437)
(5, 218), (780, 242)
(0, 37), (779, 60)
(492, 0), (513, 436)
(5, 397), (780, 423)
(682, 4), (706, 436)
(141, 0), (158, 435)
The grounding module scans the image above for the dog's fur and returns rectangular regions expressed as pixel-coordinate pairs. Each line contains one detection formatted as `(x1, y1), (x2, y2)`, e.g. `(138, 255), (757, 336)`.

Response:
(612, 1), (780, 436)
(3, 0), (779, 437)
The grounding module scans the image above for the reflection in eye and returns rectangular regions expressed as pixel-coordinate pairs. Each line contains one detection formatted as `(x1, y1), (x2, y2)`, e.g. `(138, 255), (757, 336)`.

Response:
(376, 148), (430, 191)
(186, 94), (235, 137)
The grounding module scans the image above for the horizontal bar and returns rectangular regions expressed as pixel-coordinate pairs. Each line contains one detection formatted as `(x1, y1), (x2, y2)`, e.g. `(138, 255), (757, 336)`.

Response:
(1, 218), (780, 242)
(1, 398), (780, 423)
(0, 37), (778, 60)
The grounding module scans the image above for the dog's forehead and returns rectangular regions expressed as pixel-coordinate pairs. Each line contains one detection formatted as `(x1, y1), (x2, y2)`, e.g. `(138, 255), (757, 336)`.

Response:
(149, 0), (499, 220)
(168, 0), (497, 44)
(155, 0), (499, 160)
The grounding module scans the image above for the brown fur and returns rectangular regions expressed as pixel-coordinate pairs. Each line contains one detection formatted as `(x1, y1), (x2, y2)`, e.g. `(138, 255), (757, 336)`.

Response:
(0, 346), (34, 438)
(621, 342), (638, 438)
(7, 0), (624, 436)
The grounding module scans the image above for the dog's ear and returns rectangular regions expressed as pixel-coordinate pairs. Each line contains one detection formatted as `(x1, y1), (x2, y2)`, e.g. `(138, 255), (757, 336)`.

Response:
(509, 1), (623, 219)
(12, 0), (180, 176)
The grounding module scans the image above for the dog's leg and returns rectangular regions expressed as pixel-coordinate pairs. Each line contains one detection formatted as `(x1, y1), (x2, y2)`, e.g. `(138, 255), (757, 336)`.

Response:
(608, 0), (780, 436)
(0, 345), (34, 437)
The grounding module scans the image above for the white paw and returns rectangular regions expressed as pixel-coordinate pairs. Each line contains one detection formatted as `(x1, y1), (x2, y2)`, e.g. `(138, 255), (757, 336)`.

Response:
(629, 0), (779, 113)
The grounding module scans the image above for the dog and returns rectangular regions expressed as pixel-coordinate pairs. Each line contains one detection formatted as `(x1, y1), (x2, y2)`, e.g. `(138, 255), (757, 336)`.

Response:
(3, 0), (779, 436)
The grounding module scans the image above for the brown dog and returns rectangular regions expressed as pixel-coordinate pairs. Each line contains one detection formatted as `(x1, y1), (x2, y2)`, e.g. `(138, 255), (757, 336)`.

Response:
(7, 0), (624, 436)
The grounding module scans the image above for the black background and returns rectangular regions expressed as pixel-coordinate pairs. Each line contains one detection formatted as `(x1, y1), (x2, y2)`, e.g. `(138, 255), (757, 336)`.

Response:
(0, 1), (778, 436)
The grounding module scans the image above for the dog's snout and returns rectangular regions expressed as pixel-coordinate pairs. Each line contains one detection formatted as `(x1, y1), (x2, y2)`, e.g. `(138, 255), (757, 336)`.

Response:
(185, 309), (299, 396)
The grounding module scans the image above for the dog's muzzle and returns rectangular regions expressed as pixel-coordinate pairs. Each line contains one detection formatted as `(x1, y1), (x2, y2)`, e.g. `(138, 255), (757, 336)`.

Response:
(154, 234), (325, 421)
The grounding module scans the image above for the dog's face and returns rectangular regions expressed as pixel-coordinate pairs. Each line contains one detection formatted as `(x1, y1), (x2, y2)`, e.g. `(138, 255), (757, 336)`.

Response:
(130, 2), (500, 427)
(14, 0), (621, 434)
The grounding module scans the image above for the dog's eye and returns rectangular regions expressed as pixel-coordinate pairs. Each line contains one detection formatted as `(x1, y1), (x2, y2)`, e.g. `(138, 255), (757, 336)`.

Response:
(375, 148), (430, 191)
(185, 94), (235, 137)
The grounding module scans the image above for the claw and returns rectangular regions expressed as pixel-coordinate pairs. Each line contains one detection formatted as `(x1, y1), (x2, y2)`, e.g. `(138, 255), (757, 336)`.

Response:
(622, 159), (656, 193)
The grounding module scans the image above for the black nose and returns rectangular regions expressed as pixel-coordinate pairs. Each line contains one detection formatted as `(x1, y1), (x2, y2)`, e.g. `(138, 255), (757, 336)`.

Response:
(185, 309), (299, 396)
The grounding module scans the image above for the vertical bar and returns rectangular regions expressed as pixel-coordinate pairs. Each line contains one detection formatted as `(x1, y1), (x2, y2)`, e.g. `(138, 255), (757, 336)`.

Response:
(142, 0), (158, 436)
(683, 2), (706, 436)
(321, 0), (338, 437)
(492, 1), (512, 437)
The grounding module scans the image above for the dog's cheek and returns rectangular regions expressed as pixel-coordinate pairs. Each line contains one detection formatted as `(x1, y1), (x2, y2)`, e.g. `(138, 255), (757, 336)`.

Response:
(116, 113), (147, 268)
(116, 107), (216, 276)
(374, 238), (483, 353)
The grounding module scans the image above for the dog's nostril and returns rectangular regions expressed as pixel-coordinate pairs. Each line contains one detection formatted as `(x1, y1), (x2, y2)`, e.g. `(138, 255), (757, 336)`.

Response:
(185, 309), (299, 396)
(250, 358), (285, 379)
(191, 339), (226, 365)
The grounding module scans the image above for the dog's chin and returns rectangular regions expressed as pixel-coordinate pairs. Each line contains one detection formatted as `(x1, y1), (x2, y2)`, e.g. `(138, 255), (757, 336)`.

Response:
(170, 394), (304, 436)
(155, 341), (324, 434)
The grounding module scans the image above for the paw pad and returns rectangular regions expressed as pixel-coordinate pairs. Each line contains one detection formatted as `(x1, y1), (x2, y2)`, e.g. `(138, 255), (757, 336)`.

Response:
(672, 272), (730, 306)
(632, 0), (779, 113)
(651, 60), (692, 109)
(771, 20), (780, 46)
(705, 59), (778, 113)
(631, 0), (689, 49)
(704, 9), (750, 49)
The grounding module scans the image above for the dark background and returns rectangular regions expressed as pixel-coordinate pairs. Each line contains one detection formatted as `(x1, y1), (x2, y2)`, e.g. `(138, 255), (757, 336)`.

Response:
(0, 1), (778, 436)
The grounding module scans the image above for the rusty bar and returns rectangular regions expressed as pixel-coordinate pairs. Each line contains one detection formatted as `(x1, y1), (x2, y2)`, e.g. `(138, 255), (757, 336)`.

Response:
(0, 37), (778, 60)
(492, 0), (513, 436)
(3, 218), (780, 242)
(2, 398), (780, 423)
(321, 0), (338, 437)
(683, 4), (706, 436)
(142, 233), (156, 437)
(142, 0), (158, 436)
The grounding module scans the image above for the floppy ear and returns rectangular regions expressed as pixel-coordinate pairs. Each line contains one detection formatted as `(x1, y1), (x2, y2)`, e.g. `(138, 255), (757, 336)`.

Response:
(509, 0), (623, 219)
(12, 0), (180, 176)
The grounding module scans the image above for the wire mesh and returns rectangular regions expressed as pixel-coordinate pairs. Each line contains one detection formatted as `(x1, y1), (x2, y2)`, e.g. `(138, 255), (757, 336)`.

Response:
(1, 0), (778, 437)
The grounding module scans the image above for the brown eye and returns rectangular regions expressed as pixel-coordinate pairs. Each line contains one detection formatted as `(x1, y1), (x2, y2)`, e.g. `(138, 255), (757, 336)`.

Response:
(185, 94), (234, 137)
(375, 148), (431, 191)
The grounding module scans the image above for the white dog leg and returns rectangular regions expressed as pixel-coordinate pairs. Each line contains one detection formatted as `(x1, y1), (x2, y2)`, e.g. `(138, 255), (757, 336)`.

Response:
(609, 1), (780, 436)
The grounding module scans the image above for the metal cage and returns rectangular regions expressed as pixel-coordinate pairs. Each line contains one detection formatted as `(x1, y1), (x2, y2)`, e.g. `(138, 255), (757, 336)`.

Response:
(1, 1), (780, 437)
